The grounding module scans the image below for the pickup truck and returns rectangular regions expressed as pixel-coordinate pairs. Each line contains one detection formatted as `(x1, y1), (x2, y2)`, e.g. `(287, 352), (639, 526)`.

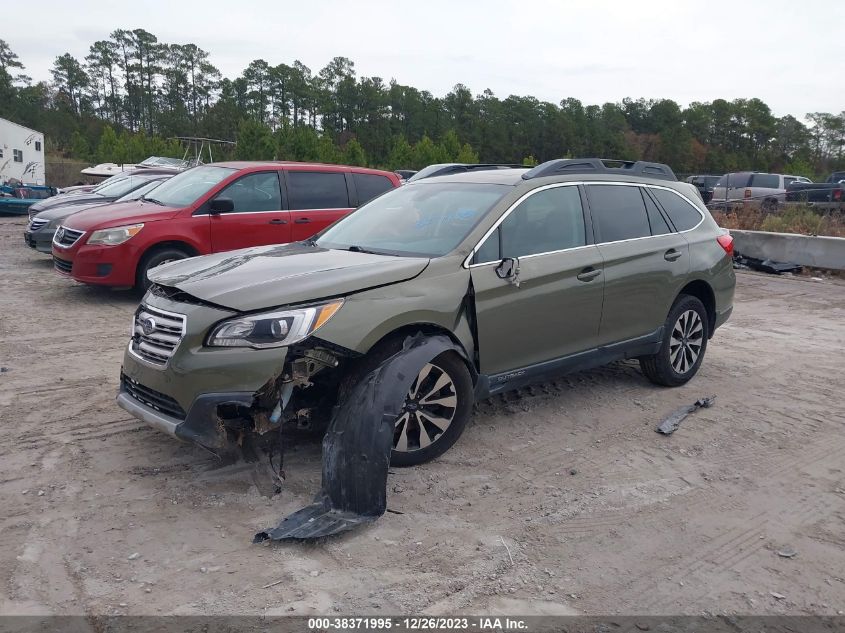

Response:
(785, 171), (845, 211)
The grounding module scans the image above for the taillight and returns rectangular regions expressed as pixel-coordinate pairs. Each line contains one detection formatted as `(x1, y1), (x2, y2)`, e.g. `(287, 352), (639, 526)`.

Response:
(717, 233), (734, 257)
(744, 188), (752, 199)
(834, 189), (842, 201)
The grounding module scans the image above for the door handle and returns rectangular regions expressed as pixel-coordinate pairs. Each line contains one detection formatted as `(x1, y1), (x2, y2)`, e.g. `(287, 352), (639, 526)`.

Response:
(268, 218), (287, 225)
(294, 218), (310, 224)
(576, 267), (601, 282)
(664, 248), (682, 262)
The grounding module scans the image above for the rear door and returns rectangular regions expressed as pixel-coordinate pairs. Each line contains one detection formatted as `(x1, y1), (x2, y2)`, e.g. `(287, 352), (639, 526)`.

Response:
(284, 170), (353, 240)
(207, 171), (290, 252)
(470, 184), (604, 376)
(585, 183), (690, 346)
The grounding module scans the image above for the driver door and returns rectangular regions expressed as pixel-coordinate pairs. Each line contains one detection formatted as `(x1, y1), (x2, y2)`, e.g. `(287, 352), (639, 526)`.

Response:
(208, 171), (291, 252)
(470, 185), (604, 377)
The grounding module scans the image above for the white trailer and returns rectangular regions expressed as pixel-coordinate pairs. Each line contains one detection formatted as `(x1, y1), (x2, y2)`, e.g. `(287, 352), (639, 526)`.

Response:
(0, 117), (45, 185)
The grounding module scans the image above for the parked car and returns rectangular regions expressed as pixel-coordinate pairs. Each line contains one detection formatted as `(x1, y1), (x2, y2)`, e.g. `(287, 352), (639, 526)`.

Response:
(710, 172), (812, 211)
(394, 169), (417, 182)
(52, 162), (400, 290)
(684, 175), (722, 204)
(28, 168), (180, 218)
(785, 171), (845, 211)
(406, 163), (525, 183)
(25, 174), (172, 253)
(116, 157), (735, 474)
(0, 184), (56, 215)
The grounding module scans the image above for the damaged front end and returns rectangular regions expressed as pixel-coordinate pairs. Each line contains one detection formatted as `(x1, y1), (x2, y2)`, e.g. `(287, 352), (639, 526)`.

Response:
(184, 339), (361, 461)
(255, 333), (466, 541)
(177, 332), (468, 541)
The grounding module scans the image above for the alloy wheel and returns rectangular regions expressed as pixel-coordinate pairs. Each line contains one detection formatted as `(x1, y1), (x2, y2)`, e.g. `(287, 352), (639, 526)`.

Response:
(394, 362), (457, 453)
(669, 309), (704, 374)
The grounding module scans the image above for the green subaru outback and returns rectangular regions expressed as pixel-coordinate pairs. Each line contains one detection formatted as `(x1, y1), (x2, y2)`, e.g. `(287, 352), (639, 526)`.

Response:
(118, 158), (735, 468)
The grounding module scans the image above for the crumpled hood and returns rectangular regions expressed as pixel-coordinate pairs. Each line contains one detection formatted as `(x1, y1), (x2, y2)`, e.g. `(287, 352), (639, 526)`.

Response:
(148, 242), (430, 311)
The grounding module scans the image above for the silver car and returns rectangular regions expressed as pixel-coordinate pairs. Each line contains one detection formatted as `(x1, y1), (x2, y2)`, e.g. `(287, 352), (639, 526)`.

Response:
(710, 172), (812, 211)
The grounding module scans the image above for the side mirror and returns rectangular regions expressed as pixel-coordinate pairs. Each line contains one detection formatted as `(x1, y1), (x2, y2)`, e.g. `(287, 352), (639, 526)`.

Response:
(209, 197), (234, 214)
(495, 257), (519, 280)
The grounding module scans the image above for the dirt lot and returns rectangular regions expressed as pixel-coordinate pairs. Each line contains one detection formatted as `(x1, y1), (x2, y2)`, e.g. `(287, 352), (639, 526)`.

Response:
(1, 215), (844, 617)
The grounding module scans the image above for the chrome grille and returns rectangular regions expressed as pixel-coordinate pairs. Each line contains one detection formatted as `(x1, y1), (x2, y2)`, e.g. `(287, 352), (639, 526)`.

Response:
(28, 218), (49, 231)
(53, 226), (85, 248)
(121, 374), (186, 420)
(130, 304), (186, 367)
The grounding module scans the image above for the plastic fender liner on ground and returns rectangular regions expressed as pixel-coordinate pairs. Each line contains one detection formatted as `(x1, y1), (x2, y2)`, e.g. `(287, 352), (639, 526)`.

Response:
(253, 333), (465, 542)
(656, 396), (716, 436)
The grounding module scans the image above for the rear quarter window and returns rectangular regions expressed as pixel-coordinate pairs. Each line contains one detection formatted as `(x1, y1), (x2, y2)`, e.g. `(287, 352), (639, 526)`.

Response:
(586, 184), (652, 243)
(650, 188), (703, 232)
(749, 173), (780, 189)
(353, 173), (394, 205)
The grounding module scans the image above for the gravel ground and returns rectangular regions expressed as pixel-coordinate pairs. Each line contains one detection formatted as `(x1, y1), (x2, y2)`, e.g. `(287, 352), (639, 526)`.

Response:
(1, 215), (844, 617)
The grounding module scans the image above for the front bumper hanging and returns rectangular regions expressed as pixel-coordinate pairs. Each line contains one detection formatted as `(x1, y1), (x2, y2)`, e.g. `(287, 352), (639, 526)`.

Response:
(254, 333), (465, 541)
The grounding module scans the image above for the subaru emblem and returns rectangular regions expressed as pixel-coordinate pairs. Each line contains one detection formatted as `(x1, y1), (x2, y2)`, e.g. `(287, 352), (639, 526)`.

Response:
(141, 317), (157, 336)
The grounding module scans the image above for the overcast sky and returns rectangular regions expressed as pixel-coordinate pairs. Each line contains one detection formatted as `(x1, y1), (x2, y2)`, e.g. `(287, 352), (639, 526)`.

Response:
(6, 0), (844, 118)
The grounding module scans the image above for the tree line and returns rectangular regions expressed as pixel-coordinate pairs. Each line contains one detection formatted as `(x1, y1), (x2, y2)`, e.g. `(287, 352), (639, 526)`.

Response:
(1, 32), (843, 177)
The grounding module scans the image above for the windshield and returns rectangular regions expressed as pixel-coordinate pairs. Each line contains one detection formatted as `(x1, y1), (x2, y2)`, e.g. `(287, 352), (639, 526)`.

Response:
(93, 175), (157, 198)
(90, 174), (126, 192)
(141, 165), (235, 207)
(316, 182), (510, 257)
(115, 178), (168, 202)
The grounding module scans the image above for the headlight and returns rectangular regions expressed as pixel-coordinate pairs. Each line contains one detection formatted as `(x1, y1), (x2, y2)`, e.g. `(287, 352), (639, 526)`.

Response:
(207, 299), (344, 349)
(87, 223), (144, 245)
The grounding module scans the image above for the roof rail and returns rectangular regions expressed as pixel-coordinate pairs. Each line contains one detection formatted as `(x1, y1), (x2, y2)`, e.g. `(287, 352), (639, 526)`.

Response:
(407, 163), (526, 183)
(522, 158), (677, 182)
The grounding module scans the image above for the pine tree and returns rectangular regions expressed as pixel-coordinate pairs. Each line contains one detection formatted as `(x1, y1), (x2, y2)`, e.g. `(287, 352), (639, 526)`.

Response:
(96, 125), (122, 162)
(342, 138), (366, 166)
(235, 119), (275, 160)
(387, 135), (414, 170)
(70, 130), (91, 160)
(456, 143), (479, 164)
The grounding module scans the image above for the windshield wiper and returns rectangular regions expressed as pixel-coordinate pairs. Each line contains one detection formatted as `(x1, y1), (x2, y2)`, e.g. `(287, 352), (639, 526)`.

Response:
(347, 245), (382, 254)
(141, 196), (165, 205)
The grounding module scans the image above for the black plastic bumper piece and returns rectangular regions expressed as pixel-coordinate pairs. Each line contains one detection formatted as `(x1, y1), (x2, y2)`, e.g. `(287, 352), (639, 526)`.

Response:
(175, 392), (255, 449)
(254, 333), (465, 542)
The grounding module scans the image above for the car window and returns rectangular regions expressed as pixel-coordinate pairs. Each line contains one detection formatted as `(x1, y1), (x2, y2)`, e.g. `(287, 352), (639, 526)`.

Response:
(216, 172), (282, 213)
(353, 173), (394, 205)
(473, 227), (501, 264)
(783, 177), (796, 188)
(586, 184), (652, 243)
(287, 171), (349, 210)
(715, 173), (750, 188)
(116, 178), (167, 202)
(650, 188), (703, 232)
(94, 175), (156, 198)
(642, 188), (672, 235)
(316, 182), (508, 257)
(148, 165), (235, 207)
(749, 173), (780, 188)
(497, 186), (586, 258)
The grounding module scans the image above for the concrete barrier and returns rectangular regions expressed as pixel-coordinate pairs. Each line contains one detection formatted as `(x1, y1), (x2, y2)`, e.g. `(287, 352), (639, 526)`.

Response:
(730, 229), (845, 271)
